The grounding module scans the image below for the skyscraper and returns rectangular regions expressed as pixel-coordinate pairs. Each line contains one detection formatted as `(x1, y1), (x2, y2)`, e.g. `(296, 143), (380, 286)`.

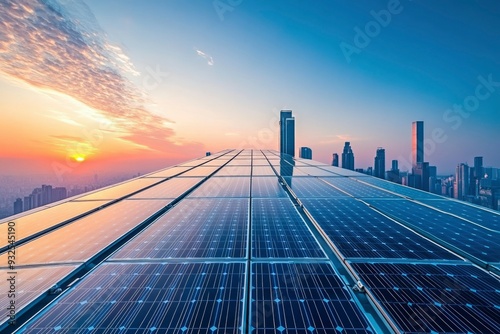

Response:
(279, 110), (295, 156)
(412, 121), (424, 171)
(374, 147), (385, 179)
(299, 147), (312, 159)
(332, 153), (339, 167)
(13, 198), (23, 214)
(454, 163), (470, 200)
(474, 156), (484, 179)
(341, 142), (355, 170)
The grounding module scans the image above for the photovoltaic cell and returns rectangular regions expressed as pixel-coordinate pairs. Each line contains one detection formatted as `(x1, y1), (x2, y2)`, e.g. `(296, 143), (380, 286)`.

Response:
(350, 262), (500, 333)
(417, 199), (500, 232)
(0, 200), (108, 248)
(251, 177), (288, 198)
(128, 177), (203, 199)
(301, 198), (459, 260)
(112, 199), (248, 259)
(366, 199), (500, 263)
(188, 177), (250, 197)
(72, 178), (163, 201)
(251, 263), (373, 333)
(0, 265), (78, 326)
(284, 177), (350, 198)
(252, 198), (325, 258)
(19, 263), (245, 333)
(321, 177), (401, 198)
(0, 200), (170, 265)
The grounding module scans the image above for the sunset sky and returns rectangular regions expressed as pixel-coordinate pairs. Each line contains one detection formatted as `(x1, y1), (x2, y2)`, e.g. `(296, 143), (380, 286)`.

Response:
(1, 0), (499, 179)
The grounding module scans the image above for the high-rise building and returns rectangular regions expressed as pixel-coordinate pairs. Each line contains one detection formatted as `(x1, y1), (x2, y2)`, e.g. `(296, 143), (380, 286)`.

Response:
(299, 147), (312, 159)
(331, 153), (339, 167)
(279, 110), (295, 156)
(341, 142), (355, 170)
(474, 157), (483, 179)
(374, 147), (385, 179)
(13, 198), (23, 214)
(412, 121), (424, 170)
(392, 160), (398, 171)
(387, 159), (400, 183)
(454, 163), (470, 200)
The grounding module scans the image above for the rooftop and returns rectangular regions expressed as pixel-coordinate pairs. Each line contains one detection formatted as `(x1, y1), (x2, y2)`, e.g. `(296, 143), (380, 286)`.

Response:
(1, 149), (499, 333)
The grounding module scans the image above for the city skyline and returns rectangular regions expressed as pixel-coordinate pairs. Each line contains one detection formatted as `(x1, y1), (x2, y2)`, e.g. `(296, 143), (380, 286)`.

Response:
(1, 1), (500, 178)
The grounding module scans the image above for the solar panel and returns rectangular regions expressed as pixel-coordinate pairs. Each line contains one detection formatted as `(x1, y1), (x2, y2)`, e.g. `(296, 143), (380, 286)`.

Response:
(350, 262), (500, 333)
(301, 198), (459, 260)
(143, 166), (193, 178)
(213, 165), (252, 176)
(19, 263), (245, 333)
(129, 177), (203, 199)
(251, 263), (373, 333)
(0, 264), (78, 325)
(179, 166), (221, 177)
(354, 177), (443, 199)
(112, 199), (248, 259)
(0, 200), (108, 249)
(252, 165), (276, 176)
(284, 177), (350, 198)
(365, 199), (500, 263)
(321, 177), (401, 198)
(72, 178), (163, 201)
(188, 177), (250, 198)
(295, 166), (338, 177)
(417, 199), (500, 232)
(252, 198), (325, 258)
(251, 177), (288, 198)
(0, 200), (170, 265)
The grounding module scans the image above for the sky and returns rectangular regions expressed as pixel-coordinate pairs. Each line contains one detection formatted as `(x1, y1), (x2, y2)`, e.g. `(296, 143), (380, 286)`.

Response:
(1, 0), (499, 180)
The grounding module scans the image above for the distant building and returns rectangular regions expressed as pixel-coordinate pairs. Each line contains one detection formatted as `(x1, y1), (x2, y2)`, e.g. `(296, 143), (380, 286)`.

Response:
(331, 153), (339, 167)
(52, 187), (67, 202)
(454, 163), (470, 200)
(387, 159), (400, 183)
(13, 198), (23, 214)
(374, 147), (385, 179)
(299, 147), (312, 159)
(341, 142), (355, 170)
(280, 110), (295, 157)
(412, 121), (424, 170)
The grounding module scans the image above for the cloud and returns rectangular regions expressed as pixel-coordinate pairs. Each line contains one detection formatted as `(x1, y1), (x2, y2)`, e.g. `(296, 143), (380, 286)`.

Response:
(0, 0), (197, 153)
(195, 49), (214, 66)
(319, 134), (359, 145)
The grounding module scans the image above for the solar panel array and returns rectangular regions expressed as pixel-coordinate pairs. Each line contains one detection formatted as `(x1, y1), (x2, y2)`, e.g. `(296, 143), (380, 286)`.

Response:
(1, 149), (499, 333)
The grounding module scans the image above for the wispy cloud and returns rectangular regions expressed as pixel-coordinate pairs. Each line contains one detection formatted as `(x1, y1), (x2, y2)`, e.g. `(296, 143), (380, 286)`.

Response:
(0, 0), (197, 153)
(195, 49), (214, 66)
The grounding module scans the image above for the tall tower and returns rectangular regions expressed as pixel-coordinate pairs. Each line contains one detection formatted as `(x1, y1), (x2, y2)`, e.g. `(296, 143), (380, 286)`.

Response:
(454, 163), (470, 200)
(412, 121), (424, 171)
(299, 147), (312, 159)
(332, 153), (339, 167)
(341, 142), (355, 170)
(374, 147), (386, 179)
(280, 110), (295, 157)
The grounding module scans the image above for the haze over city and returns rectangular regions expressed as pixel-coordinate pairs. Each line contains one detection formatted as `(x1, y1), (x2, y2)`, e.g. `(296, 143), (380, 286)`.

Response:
(1, 0), (499, 181)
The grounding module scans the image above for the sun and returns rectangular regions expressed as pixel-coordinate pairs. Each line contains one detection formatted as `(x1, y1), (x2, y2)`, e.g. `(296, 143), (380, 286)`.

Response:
(71, 155), (86, 162)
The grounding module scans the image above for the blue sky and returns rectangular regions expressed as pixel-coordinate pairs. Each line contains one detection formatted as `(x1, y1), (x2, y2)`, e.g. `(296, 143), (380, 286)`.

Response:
(1, 0), (499, 176)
